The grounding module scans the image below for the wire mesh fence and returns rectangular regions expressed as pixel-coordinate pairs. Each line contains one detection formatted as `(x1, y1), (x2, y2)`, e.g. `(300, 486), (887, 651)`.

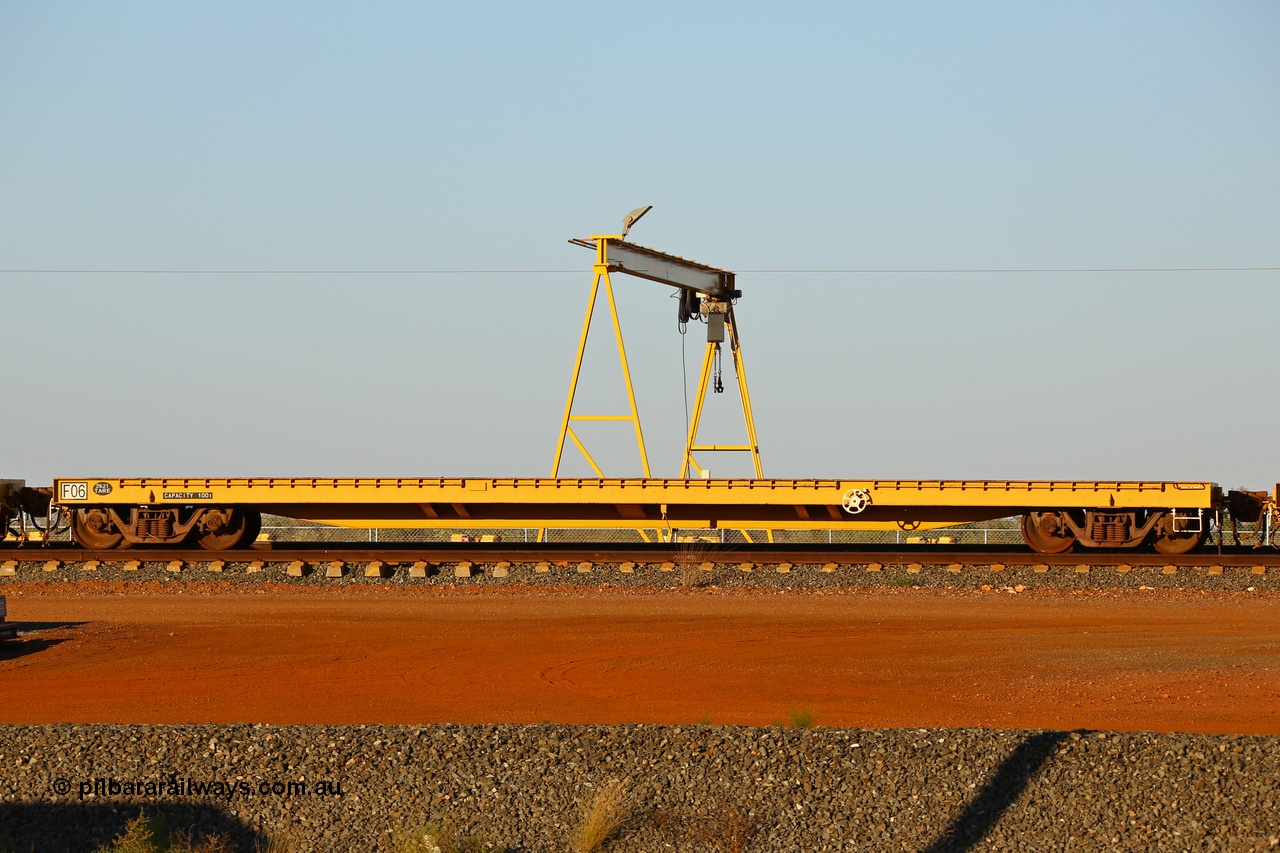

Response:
(10, 514), (1030, 546)
(242, 515), (1280, 548)
(253, 515), (1030, 546)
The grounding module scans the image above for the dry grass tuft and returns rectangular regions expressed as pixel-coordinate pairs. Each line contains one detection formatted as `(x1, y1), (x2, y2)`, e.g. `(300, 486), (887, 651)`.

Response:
(787, 707), (817, 728)
(678, 565), (705, 587)
(390, 821), (497, 853)
(649, 803), (762, 853)
(96, 815), (160, 853)
(569, 778), (636, 853)
(170, 831), (237, 853)
(255, 828), (301, 853)
(96, 814), (238, 853)
(674, 538), (720, 587)
(699, 805), (760, 853)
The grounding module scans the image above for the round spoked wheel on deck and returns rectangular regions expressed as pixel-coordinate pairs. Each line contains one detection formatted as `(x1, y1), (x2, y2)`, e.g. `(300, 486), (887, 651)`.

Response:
(1021, 511), (1076, 554)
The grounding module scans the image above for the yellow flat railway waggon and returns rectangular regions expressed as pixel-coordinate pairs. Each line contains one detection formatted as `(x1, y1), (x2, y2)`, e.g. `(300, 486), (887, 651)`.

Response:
(50, 476), (1218, 555)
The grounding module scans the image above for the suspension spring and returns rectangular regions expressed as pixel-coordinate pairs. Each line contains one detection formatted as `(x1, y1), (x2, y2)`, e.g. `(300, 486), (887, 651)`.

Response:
(138, 510), (173, 540)
(1089, 513), (1130, 544)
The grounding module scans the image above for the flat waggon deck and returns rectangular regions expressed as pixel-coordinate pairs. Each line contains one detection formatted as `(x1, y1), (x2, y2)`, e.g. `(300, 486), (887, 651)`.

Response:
(52, 477), (1218, 531)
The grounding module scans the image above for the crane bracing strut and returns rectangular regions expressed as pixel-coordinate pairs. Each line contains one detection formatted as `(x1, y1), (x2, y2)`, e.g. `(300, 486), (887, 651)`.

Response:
(551, 208), (763, 483)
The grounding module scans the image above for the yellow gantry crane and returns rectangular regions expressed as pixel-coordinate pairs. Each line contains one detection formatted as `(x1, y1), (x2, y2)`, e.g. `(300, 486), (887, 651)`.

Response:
(551, 206), (763, 482)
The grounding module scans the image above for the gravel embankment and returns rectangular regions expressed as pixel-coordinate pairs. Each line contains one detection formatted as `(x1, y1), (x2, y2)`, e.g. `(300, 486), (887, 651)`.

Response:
(0, 557), (1273, 592)
(0, 724), (1276, 852)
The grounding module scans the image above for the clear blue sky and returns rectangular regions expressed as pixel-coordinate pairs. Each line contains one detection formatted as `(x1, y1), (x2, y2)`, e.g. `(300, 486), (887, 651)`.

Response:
(2, 1), (1277, 488)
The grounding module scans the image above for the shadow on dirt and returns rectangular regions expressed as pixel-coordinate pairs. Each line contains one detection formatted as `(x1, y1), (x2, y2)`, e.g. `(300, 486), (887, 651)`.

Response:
(0, 636), (72, 661)
(923, 730), (1070, 853)
(0, 621), (86, 661)
(11, 621), (89, 632)
(0, 802), (263, 852)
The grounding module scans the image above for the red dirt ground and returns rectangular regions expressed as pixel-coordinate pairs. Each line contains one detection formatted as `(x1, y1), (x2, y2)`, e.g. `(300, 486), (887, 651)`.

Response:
(1, 585), (1277, 734)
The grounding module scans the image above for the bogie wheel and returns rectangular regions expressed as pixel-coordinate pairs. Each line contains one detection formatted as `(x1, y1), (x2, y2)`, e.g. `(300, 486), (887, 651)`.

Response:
(71, 508), (124, 550)
(196, 508), (255, 551)
(1152, 513), (1206, 556)
(242, 510), (262, 547)
(1021, 511), (1076, 554)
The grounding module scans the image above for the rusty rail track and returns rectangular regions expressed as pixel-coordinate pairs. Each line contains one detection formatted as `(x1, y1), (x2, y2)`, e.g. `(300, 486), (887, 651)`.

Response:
(2, 542), (1278, 567)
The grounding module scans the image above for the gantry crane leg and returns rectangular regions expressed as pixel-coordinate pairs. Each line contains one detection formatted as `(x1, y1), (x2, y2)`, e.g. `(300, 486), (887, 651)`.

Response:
(680, 307), (763, 479)
(551, 260), (651, 480)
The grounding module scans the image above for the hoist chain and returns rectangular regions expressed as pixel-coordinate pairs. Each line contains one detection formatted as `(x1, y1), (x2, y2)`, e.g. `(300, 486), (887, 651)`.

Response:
(713, 343), (724, 393)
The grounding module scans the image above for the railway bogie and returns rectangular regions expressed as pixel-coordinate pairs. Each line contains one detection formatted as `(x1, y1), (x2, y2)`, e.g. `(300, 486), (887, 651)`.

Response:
(1022, 507), (1207, 555)
(68, 505), (262, 551)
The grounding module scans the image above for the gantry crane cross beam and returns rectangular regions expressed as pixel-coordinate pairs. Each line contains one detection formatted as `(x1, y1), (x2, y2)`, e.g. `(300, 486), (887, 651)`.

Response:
(566, 237), (738, 298)
(551, 223), (763, 489)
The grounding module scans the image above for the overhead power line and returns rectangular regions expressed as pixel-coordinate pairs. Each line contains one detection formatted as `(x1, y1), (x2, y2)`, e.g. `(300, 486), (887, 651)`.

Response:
(0, 269), (580, 274)
(0, 266), (1276, 275)
(740, 266), (1280, 274)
